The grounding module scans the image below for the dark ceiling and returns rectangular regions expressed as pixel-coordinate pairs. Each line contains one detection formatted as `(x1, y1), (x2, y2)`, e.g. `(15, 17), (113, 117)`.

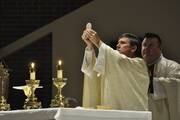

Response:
(0, 0), (93, 48)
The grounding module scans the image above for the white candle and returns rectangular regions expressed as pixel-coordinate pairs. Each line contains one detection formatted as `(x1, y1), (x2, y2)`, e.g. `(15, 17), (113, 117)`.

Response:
(30, 62), (36, 80)
(57, 60), (63, 79)
(30, 72), (36, 80)
(57, 70), (63, 79)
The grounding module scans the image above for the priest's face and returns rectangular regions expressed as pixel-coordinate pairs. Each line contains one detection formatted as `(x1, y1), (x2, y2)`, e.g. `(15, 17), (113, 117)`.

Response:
(116, 37), (135, 57)
(141, 37), (161, 64)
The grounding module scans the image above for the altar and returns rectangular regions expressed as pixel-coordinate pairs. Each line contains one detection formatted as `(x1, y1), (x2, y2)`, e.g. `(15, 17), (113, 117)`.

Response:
(0, 108), (151, 120)
(0, 108), (58, 120)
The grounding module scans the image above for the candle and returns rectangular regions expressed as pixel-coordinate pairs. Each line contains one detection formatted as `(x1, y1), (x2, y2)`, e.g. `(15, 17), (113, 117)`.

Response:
(57, 60), (63, 79)
(30, 62), (36, 80)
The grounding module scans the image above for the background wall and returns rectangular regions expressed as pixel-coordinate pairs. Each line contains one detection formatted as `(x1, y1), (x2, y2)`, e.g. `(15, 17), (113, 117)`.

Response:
(0, 0), (180, 109)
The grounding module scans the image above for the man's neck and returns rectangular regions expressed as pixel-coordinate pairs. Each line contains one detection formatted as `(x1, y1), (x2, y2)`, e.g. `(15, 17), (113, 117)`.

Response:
(148, 54), (162, 66)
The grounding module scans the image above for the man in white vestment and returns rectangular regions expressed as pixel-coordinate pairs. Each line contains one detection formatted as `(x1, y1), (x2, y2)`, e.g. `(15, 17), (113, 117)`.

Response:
(141, 33), (180, 120)
(81, 26), (149, 111)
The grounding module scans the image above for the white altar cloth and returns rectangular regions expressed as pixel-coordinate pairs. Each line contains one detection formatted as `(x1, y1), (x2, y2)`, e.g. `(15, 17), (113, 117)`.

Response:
(0, 108), (151, 120)
(0, 108), (58, 120)
(55, 108), (151, 120)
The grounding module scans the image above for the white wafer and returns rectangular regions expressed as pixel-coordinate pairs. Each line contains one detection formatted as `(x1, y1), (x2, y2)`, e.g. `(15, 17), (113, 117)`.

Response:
(86, 22), (92, 29)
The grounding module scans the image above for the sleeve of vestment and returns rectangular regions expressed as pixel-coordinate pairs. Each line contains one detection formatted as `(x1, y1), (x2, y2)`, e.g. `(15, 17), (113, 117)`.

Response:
(94, 42), (143, 75)
(81, 47), (96, 78)
(155, 59), (180, 119)
(81, 47), (101, 108)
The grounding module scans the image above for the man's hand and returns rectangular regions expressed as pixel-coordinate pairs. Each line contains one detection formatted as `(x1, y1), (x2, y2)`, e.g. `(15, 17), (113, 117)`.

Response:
(81, 22), (93, 49)
(81, 31), (93, 49)
(83, 29), (102, 48)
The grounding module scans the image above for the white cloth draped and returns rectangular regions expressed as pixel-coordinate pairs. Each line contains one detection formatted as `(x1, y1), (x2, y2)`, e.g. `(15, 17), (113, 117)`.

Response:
(54, 108), (152, 120)
(0, 108), (58, 120)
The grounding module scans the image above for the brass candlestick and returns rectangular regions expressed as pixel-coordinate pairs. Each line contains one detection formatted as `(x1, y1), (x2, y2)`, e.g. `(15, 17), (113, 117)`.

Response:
(51, 60), (67, 107)
(51, 78), (67, 107)
(23, 62), (41, 109)
(0, 62), (10, 111)
(0, 96), (10, 111)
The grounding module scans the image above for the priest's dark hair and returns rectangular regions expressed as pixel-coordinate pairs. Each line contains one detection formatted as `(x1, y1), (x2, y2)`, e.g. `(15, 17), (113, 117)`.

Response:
(143, 33), (162, 48)
(119, 33), (142, 57)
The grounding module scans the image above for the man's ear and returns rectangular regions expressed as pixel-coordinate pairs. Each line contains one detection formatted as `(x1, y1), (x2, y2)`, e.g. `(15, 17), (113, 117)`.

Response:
(131, 46), (137, 53)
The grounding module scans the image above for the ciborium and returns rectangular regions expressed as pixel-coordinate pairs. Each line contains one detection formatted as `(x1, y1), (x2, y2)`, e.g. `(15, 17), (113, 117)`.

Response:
(0, 62), (10, 111)
(23, 62), (41, 109)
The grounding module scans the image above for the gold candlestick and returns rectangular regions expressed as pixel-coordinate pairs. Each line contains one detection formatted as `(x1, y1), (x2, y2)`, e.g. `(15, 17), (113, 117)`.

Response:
(23, 62), (41, 109)
(51, 78), (67, 107)
(0, 62), (10, 111)
(51, 60), (67, 107)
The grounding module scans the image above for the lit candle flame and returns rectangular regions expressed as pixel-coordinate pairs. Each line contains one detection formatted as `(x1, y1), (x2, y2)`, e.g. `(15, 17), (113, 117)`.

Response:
(58, 60), (62, 66)
(30, 62), (36, 80)
(31, 62), (35, 69)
